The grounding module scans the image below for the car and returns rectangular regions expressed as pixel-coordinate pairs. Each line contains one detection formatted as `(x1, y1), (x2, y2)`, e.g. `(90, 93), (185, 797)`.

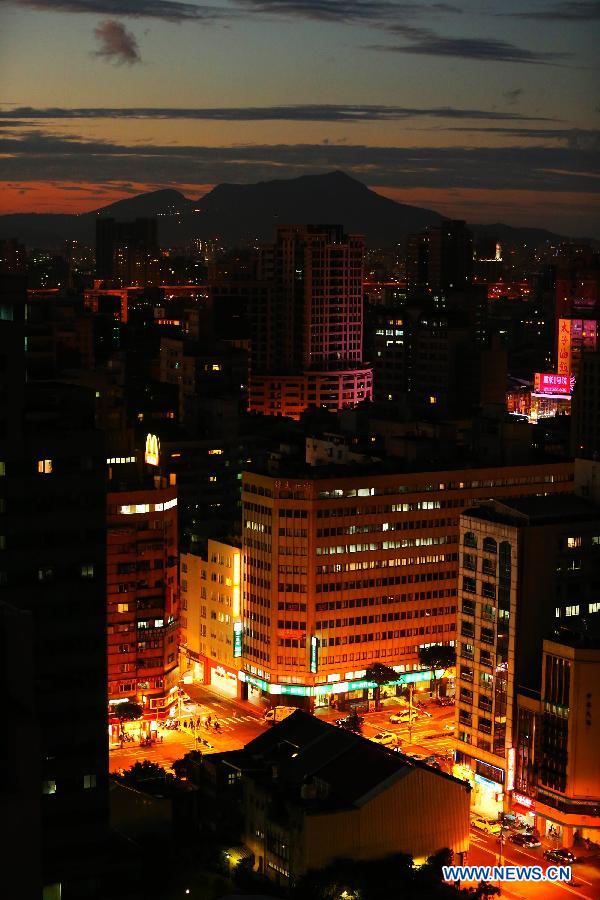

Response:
(389, 710), (418, 724)
(472, 817), (503, 835)
(264, 706), (297, 724)
(543, 848), (575, 864)
(509, 832), (541, 848)
(335, 714), (364, 730)
(370, 731), (397, 746)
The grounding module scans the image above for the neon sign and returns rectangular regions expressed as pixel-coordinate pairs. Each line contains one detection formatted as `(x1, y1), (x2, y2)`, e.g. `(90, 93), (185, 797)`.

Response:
(533, 373), (574, 396)
(233, 621), (243, 658)
(310, 636), (319, 674)
(507, 747), (515, 792)
(557, 319), (571, 375)
(145, 433), (160, 466)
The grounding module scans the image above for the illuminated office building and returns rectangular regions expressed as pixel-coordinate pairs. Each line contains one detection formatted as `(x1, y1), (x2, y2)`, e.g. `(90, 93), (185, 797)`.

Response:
(239, 460), (573, 707)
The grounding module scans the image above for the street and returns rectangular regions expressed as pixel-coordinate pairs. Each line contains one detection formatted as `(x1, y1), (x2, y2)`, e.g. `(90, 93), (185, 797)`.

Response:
(466, 827), (600, 900)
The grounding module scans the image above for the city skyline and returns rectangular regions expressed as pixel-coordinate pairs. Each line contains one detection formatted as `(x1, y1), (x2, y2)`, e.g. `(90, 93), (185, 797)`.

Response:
(1, 0), (599, 235)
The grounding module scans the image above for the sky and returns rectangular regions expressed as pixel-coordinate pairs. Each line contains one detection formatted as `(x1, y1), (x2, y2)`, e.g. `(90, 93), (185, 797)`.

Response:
(1, 0), (599, 236)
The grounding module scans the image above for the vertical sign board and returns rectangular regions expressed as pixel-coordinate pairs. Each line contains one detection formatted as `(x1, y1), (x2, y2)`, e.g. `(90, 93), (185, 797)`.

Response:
(507, 746), (516, 792)
(310, 636), (319, 674)
(557, 319), (571, 375)
(233, 621), (243, 658)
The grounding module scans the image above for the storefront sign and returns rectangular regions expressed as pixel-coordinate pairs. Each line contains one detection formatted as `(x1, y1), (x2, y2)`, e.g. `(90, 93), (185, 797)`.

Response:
(310, 636), (319, 673)
(533, 373), (574, 396)
(512, 792), (534, 810)
(507, 747), (515, 792)
(233, 620), (243, 658)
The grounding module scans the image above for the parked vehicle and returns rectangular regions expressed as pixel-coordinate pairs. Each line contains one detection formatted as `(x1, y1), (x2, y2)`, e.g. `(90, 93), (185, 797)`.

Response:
(472, 817), (503, 836)
(264, 706), (297, 725)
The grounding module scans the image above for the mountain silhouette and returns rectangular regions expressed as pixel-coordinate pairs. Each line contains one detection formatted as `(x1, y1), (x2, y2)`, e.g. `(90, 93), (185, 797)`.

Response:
(0, 170), (568, 249)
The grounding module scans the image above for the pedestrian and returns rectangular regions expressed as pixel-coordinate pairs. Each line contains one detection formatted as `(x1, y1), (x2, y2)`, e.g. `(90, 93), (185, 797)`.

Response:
(207, 715), (212, 727)
(196, 717), (201, 728)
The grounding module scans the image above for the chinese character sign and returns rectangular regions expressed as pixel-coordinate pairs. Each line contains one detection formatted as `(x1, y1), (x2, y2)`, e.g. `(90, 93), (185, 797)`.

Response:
(557, 319), (571, 375)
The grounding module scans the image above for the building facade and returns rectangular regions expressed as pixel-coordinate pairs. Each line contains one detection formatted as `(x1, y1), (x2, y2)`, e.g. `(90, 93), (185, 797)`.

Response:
(239, 461), (574, 708)
(454, 496), (600, 820)
(247, 225), (373, 418)
(180, 539), (242, 698)
(107, 479), (180, 727)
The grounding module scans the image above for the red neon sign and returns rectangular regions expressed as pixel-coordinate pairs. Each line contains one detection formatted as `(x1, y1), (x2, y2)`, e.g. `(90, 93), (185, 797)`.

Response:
(534, 373), (574, 396)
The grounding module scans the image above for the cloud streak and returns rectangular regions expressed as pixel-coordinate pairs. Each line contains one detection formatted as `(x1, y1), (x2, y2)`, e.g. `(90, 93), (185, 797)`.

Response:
(507, 1), (600, 21)
(0, 104), (558, 123)
(13, 0), (224, 22)
(93, 19), (141, 63)
(1, 130), (598, 195)
(370, 24), (570, 64)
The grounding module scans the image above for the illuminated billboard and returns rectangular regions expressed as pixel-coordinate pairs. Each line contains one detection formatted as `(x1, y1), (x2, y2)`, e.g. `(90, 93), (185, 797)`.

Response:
(145, 433), (160, 466)
(557, 319), (571, 375)
(533, 373), (574, 396)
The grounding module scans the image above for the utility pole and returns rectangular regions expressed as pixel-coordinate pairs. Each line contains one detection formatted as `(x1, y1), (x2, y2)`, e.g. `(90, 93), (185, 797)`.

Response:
(408, 683), (414, 746)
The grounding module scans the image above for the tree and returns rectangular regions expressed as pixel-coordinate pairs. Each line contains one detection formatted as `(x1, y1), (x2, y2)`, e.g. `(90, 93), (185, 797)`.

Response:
(418, 644), (456, 697)
(366, 662), (399, 711)
(173, 749), (204, 783)
(113, 701), (143, 736)
(118, 760), (173, 794)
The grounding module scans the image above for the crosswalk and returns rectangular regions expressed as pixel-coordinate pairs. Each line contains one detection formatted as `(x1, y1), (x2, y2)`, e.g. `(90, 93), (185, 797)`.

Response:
(178, 713), (260, 730)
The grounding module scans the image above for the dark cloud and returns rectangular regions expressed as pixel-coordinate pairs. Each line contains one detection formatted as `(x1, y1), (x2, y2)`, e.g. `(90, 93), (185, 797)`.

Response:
(503, 88), (523, 105)
(0, 104), (557, 123)
(370, 24), (570, 64)
(444, 126), (600, 150)
(506, 1), (600, 21)
(231, 0), (461, 23)
(1, 130), (598, 195)
(93, 19), (141, 63)
(10, 0), (462, 22)
(13, 0), (223, 22)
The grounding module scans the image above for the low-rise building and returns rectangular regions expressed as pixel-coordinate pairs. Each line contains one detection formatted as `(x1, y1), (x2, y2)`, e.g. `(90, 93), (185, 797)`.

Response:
(217, 710), (470, 887)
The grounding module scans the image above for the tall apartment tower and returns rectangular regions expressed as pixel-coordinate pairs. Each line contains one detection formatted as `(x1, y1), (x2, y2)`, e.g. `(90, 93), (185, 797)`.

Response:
(1, 276), (109, 899)
(95, 217), (160, 287)
(107, 474), (179, 726)
(248, 225), (373, 418)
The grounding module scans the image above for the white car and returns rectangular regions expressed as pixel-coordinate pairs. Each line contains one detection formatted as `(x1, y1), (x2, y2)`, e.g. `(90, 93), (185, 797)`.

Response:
(370, 731), (397, 746)
(472, 817), (503, 836)
(389, 710), (418, 724)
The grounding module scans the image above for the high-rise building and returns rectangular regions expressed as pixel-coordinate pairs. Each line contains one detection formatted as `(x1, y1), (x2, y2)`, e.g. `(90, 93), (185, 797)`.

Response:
(239, 459), (573, 708)
(247, 225), (373, 418)
(1, 273), (109, 897)
(406, 220), (473, 293)
(107, 474), (179, 729)
(95, 217), (160, 287)
(454, 495), (600, 821)
(571, 350), (600, 459)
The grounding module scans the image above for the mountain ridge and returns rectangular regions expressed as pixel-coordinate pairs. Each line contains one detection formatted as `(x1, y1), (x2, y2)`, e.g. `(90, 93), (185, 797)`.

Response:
(0, 171), (574, 249)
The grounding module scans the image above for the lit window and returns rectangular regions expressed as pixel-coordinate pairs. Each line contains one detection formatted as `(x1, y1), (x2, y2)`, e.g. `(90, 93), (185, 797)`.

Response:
(42, 779), (56, 795)
(83, 774), (97, 789)
(38, 459), (52, 474)
(38, 568), (54, 582)
(117, 603), (129, 613)
(80, 564), (94, 579)
(0, 462), (5, 476)
(567, 537), (582, 549)
(154, 618), (164, 628)
(565, 605), (580, 616)
(589, 602), (600, 614)
(592, 536), (600, 546)
(429, 395), (437, 405)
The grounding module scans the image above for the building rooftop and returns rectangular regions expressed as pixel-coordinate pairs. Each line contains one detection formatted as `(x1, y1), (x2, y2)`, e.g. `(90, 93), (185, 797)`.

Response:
(230, 710), (467, 813)
(463, 494), (599, 527)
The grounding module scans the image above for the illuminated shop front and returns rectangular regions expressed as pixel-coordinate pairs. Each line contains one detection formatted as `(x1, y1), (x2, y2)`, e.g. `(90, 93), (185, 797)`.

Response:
(453, 758), (504, 818)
